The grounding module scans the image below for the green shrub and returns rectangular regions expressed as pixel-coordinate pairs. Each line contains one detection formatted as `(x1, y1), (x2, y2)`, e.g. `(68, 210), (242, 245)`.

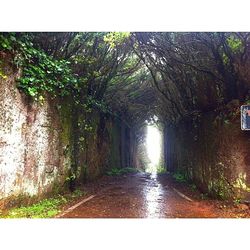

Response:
(157, 166), (167, 174)
(172, 172), (186, 183)
(106, 167), (138, 176)
(1, 189), (86, 218)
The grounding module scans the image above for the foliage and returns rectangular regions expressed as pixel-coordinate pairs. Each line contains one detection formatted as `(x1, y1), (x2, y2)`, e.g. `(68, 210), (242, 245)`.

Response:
(5, 196), (67, 218)
(1, 32), (249, 127)
(200, 193), (209, 200)
(71, 189), (85, 198)
(0, 60), (7, 79)
(157, 166), (167, 174)
(106, 167), (138, 176)
(226, 35), (244, 54)
(0, 32), (137, 115)
(65, 173), (76, 183)
(104, 32), (130, 48)
(233, 198), (242, 205)
(0, 70), (7, 79)
(190, 183), (197, 191)
(0, 33), (77, 100)
(1, 189), (85, 218)
(133, 32), (250, 125)
(172, 172), (187, 183)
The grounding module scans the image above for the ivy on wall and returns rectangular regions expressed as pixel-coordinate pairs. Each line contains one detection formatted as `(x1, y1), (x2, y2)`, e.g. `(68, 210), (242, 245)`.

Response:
(0, 33), (78, 101)
(0, 33), (120, 117)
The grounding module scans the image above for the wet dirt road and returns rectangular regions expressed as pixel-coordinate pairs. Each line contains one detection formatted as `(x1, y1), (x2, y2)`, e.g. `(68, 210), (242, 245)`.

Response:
(59, 172), (250, 218)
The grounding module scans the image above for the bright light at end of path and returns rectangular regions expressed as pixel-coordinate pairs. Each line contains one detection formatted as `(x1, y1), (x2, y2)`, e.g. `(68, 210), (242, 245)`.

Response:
(146, 125), (161, 173)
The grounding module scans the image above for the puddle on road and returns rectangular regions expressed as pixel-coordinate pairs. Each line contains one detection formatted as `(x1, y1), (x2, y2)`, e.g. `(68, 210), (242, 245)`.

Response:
(144, 173), (165, 218)
(60, 172), (235, 218)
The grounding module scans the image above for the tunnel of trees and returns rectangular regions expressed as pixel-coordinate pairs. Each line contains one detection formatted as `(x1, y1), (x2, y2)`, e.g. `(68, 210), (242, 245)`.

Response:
(0, 32), (250, 205)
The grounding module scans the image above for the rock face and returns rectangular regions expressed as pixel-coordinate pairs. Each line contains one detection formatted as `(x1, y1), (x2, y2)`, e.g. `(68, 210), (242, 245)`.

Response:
(165, 109), (250, 200)
(0, 55), (71, 203)
(0, 54), (135, 207)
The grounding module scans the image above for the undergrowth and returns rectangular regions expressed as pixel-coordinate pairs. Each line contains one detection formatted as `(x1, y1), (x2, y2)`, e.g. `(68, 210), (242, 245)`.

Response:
(157, 166), (167, 174)
(172, 172), (187, 183)
(106, 167), (139, 176)
(0, 189), (85, 218)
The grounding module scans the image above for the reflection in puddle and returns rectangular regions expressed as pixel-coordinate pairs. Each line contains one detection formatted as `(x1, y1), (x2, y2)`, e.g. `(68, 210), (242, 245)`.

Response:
(144, 173), (164, 218)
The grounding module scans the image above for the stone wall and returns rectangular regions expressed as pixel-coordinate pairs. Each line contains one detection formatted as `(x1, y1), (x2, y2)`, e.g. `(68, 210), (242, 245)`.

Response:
(0, 55), (72, 205)
(165, 107), (250, 200)
(0, 54), (135, 206)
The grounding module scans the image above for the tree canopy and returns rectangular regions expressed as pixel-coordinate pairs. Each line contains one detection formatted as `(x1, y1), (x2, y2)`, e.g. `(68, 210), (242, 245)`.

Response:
(0, 32), (249, 128)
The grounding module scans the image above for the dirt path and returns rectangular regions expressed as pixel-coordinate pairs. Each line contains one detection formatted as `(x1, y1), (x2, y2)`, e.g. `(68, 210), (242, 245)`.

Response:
(58, 172), (250, 218)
